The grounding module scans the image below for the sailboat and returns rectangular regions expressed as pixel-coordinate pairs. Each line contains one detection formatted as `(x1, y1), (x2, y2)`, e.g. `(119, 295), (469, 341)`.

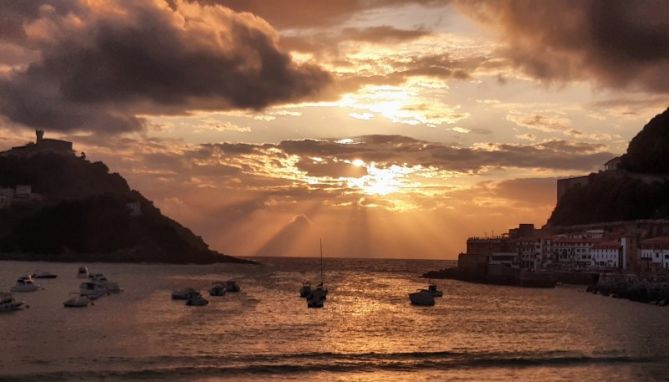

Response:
(307, 239), (328, 308)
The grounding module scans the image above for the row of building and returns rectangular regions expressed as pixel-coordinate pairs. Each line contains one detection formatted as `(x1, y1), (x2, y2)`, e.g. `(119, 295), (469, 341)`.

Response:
(462, 221), (669, 274)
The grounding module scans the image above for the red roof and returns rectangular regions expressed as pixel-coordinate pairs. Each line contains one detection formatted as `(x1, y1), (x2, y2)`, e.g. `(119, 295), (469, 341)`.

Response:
(640, 236), (669, 249)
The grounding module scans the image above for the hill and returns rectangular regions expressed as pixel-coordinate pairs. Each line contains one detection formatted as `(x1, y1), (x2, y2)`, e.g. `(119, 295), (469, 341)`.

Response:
(0, 151), (252, 264)
(547, 107), (669, 227)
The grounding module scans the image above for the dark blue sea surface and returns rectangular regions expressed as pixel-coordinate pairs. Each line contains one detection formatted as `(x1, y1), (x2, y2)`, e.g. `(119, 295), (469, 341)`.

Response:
(1, 258), (668, 381)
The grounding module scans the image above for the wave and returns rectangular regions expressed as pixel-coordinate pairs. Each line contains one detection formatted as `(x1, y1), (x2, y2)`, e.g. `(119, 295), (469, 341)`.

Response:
(0, 350), (659, 381)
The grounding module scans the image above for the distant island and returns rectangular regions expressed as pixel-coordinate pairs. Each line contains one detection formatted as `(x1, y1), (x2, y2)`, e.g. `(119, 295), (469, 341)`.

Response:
(0, 130), (253, 264)
(426, 107), (669, 299)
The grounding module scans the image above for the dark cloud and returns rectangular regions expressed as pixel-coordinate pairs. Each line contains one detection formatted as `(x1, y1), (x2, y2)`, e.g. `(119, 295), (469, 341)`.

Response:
(458, 0), (669, 92)
(196, 0), (444, 30)
(0, 0), (331, 134)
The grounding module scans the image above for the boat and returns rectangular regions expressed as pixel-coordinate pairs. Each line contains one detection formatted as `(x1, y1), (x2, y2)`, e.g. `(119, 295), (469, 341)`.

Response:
(32, 271), (58, 279)
(299, 282), (312, 297)
(0, 293), (24, 312)
(10, 275), (40, 293)
(305, 239), (327, 308)
(223, 280), (240, 293)
(79, 281), (108, 300)
(209, 283), (226, 297)
(63, 293), (91, 308)
(172, 287), (198, 300)
(422, 282), (443, 297)
(307, 288), (326, 308)
(77, 266), (89, 279)
(89, 273), (121, 293)
(409, 290), (435, 306)
(186, 292), (209, 306)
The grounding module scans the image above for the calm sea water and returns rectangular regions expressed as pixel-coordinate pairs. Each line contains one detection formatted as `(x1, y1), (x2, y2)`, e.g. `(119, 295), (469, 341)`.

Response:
(1, 258), (668, 381)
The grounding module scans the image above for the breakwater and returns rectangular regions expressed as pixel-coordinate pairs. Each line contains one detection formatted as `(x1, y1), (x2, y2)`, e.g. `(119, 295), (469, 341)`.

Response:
(586, 273), (669, 306)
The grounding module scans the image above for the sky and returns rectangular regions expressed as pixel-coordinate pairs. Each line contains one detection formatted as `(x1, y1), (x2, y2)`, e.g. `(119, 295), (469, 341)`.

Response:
(0, 0), (668, 259)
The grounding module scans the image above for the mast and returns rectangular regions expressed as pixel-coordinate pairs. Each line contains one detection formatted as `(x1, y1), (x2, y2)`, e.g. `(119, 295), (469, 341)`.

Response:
(320, 238), (323, 284)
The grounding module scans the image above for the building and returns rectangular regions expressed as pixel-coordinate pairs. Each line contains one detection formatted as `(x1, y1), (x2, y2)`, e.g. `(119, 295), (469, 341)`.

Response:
(639, 237), (669, 272)
(2, 130), (74, 157)
(604, 156), (621, 171)
(590, 241), (622, 270)
(557, 175), (590, 201)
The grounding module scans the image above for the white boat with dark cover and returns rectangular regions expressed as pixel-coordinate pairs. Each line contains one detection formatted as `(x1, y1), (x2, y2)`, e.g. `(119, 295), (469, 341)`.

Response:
(409, 290), (435, 306)
(0, 293), (24, 312)
(11, 275), (40, 293)
(79, 282), (108, 300)
(64, 293), (91, 308)
(89, 273), (121, 293)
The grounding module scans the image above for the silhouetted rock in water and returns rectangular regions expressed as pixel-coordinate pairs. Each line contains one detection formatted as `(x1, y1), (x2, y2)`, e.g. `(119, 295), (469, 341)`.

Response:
(0, 152), (253, 264)
(548, 107), (669, 226)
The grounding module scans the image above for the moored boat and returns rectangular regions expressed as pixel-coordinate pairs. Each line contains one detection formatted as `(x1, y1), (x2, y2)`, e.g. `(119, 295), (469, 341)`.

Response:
(186, 292), (209, 306)
(409, 290), (435, 306)
(79, 281), (108, 300)
(0, 293), (24, 312)
(209, 283), (226, 297)
(11, 275), (40, 293)
(64, 293), (91, 308)
(32, 271), (58, 279)
(77, 266), (89, 279)
(172, 287), (198, 300)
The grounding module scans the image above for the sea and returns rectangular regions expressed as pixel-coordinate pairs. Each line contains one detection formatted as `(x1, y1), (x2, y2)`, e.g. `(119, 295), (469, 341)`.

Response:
(1, 257), (668, 382)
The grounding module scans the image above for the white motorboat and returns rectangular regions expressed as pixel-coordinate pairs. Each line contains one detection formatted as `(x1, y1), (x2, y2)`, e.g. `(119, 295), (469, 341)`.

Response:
(32, 271), (58, 279)
(172, 287), (198, 300)
(0, 293), (24, 312)
(89, 273), (121, 293)
(79, 281), (108, 300)
(186, 292), (209, 306)
(409, 290), (435, 306)
(64, 293), (91, 308)
(422, 283), (443, 298)
(209, 283), (226, 297)
(10, 275), (40, 293)
(299, 282), (312, 297)
(77, 266), (89, 279)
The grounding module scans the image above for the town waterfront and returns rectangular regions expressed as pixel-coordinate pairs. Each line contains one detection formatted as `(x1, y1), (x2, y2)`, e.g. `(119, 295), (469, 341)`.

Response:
(1, 258), (668, 381)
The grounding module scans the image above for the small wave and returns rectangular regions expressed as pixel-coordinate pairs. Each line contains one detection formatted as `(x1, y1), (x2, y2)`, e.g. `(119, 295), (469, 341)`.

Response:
(0, 351), (659, 381)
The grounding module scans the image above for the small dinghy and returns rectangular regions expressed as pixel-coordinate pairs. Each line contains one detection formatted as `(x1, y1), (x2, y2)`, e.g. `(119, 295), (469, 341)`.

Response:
(186, 292), (209, 306)
(64, 293), (91, 308)
(172, 287), (198, 300)
(77, 266), (89, 279)
(209, 283), (226, 297)
(0, 293), (24, 312)
(11, 275), (40, 293)
(409, 290), (435, 306)
(32, 271), (58, 279)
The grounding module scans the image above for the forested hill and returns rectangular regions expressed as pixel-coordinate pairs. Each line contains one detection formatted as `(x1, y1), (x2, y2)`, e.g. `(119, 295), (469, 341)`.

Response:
(0, 152), (252, 264)
(548, 107), (669, 227)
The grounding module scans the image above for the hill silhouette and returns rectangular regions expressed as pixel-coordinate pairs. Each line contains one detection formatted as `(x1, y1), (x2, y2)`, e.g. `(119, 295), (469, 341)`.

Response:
(0, 152), (251, 264)
(548, 107), (669, 226)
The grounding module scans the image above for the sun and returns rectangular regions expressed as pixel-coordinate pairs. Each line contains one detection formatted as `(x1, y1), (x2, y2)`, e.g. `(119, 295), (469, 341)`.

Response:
(348, 163), (407, 196)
